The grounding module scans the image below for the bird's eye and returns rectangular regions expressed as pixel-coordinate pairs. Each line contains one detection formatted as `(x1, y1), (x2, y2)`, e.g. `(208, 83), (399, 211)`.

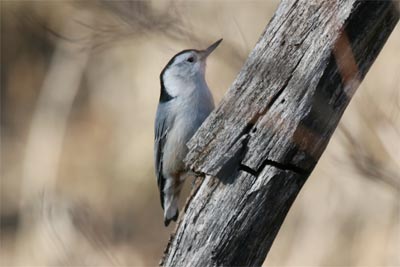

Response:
(187, 57), (194, 63)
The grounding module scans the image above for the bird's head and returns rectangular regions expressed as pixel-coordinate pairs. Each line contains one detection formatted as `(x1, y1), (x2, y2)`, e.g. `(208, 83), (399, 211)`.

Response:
(160, 39), (222, 100)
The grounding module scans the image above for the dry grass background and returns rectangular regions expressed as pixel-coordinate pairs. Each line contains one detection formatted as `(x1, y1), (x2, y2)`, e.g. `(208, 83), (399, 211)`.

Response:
(1, 1), (399, 266)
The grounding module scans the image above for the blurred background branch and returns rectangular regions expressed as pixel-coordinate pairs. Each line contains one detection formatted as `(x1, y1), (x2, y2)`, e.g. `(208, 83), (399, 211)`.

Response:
(15, 9), (97, 266)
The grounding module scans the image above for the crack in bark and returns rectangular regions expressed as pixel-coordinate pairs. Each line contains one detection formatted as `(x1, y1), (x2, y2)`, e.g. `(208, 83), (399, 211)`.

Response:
(230, 54), (308, 178)
(239, 158), (310, 177)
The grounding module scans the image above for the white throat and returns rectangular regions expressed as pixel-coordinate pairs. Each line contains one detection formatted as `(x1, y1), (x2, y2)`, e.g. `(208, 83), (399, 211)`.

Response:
(163, 68), (207, 99)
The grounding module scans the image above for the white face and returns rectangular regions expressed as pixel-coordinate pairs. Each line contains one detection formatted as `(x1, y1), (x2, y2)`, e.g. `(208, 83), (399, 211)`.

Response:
(165, 51), (205, 79)
(162, 50), (206, 97)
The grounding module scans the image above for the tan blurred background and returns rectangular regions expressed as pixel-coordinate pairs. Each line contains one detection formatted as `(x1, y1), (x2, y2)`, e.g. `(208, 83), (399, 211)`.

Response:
(1, 1), (399, 266)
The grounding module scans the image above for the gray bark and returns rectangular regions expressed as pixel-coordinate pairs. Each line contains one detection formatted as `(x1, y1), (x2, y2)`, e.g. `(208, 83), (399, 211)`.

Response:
(161, 1), (399, 266)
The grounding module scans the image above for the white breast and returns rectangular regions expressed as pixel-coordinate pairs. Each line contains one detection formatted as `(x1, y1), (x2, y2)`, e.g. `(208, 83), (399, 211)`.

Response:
(162, 81), (214, 175)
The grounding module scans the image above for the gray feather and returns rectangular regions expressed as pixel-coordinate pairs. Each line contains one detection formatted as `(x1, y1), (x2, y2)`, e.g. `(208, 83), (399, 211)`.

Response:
(154, 104), (170, 209)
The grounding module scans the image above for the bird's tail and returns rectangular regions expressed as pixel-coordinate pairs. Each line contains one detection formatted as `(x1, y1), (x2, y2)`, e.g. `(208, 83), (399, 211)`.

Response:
(164, 194), (179, 226)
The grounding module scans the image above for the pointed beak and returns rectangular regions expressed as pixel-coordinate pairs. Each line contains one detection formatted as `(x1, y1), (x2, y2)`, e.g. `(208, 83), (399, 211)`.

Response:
(199, 38), (223, 60)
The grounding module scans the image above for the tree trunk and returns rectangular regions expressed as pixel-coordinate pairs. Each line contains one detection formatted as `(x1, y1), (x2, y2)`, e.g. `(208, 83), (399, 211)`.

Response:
(162, 1), (399, 266)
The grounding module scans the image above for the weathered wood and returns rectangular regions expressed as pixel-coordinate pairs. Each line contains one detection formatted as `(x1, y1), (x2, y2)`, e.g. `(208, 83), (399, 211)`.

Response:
(162, 1), (399, 266)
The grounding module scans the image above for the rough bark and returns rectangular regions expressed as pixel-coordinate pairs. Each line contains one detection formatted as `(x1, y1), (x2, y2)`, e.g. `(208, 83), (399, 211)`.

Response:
(162, 1), (399, 266)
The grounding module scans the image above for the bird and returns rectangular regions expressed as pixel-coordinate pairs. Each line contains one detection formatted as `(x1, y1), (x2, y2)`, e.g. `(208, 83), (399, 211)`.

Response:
(154, 39), (222, 226)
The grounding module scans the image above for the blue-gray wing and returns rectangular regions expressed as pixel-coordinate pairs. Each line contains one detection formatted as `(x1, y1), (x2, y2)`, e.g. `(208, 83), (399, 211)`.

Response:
(154, 105), (170, 209)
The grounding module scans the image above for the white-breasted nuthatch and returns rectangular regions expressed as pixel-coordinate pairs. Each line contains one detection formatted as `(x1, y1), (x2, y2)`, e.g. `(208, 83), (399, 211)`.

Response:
(154, 39), (222, 226)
